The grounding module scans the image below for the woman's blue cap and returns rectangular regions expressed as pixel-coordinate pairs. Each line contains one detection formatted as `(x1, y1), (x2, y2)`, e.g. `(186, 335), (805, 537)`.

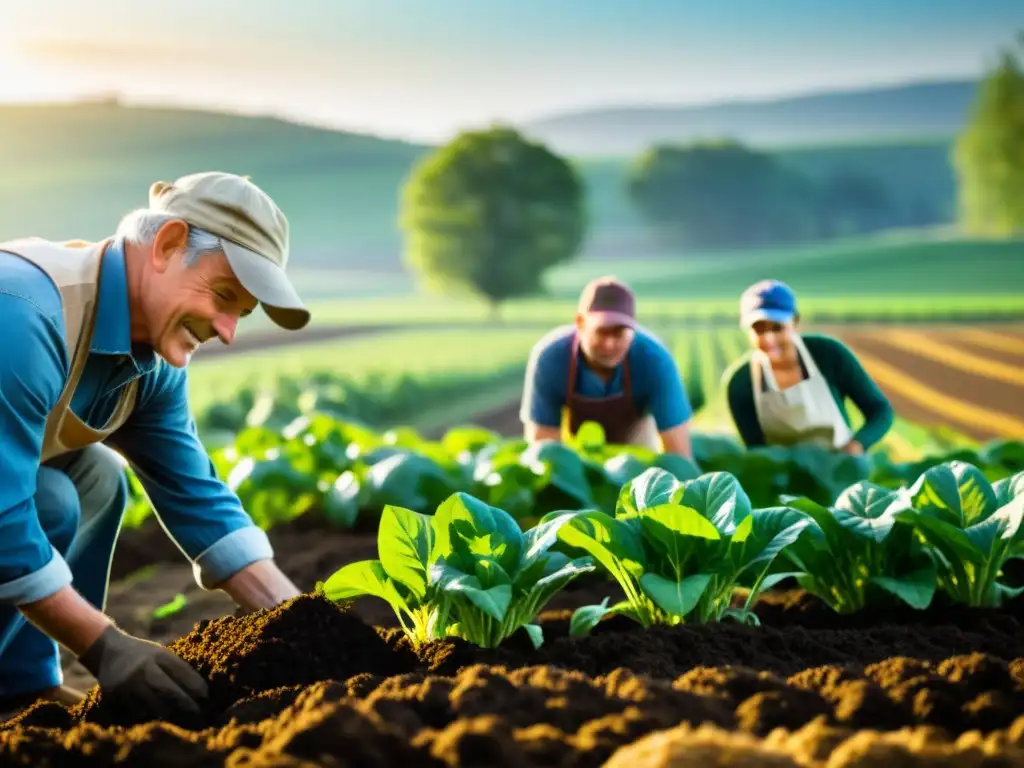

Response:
(740, 280), (797, 327)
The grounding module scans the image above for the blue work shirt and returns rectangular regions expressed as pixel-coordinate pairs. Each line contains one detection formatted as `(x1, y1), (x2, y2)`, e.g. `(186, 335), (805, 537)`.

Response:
(0, 239), (271, 606)
(519, 324), (693, 430)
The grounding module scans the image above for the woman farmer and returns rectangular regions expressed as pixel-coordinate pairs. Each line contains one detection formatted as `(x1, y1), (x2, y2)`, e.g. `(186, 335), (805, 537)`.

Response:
(722, 280), (894, 453)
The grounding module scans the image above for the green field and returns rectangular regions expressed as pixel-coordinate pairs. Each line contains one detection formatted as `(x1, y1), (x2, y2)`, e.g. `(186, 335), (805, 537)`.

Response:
(186, 320), (984, 462)
(228, 231), (1024, 338)
(187, 328), (543, 432)
(0, 101), (959, 272)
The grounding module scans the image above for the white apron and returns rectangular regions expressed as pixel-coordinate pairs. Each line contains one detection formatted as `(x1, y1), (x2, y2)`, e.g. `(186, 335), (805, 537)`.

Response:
(751, 334), (853, 450)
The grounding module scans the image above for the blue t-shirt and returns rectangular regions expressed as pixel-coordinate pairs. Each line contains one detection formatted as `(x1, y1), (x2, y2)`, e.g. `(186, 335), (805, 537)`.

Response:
(519, 324), (693, 431)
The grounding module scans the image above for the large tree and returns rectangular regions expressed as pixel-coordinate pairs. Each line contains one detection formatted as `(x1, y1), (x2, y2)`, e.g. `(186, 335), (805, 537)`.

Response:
(399, 126), (586, 314)
(626, 139), (821, 250)
(953, 33), (1024, 236)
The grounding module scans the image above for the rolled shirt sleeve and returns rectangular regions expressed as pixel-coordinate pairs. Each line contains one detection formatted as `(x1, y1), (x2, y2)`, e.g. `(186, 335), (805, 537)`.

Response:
(106, 363), (273, 589)
(0, 291), (74, 605)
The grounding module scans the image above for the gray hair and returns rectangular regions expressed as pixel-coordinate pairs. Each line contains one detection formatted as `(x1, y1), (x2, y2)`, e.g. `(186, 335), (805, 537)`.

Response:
(116, 209), (224, 266)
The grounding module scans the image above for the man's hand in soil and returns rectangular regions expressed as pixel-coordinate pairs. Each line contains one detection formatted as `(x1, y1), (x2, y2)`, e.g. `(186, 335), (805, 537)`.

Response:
(77, 625), (209, 720)
(217, 559), (302, 614)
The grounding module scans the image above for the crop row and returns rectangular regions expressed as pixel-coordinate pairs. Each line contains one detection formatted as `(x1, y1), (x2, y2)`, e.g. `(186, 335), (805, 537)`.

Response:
(191, 366), (524, 445)
(320, 457), (1024, 651)
(123, 408), (1024, 533)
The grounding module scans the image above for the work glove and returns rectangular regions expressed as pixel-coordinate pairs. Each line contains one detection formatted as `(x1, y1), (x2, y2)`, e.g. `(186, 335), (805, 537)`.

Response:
(77, 625), (209, 722)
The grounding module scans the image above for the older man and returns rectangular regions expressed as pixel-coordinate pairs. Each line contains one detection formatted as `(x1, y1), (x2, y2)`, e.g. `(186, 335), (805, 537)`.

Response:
(520, 276), (696, 458)
(0, 172), (308, 721)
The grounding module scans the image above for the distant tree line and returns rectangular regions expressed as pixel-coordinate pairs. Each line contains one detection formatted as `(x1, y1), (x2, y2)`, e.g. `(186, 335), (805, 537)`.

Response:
(625, 139), (918, 250)
(397, 31), (1023, 310)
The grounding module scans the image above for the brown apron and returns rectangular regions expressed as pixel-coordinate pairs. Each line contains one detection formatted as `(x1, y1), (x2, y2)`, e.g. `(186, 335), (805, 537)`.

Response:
(564, 333), (659, 448)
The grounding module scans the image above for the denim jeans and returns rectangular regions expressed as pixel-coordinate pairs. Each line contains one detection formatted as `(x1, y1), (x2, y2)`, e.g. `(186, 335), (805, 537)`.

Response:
(0, 445), (128, 696)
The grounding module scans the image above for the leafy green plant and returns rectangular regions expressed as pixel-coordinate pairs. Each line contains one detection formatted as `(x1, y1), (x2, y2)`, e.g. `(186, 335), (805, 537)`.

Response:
(321, 492), (593, 648)
(430, 495), (595, 648)
(563, 468), (812, 635)
(321, 503), (445, 647)
(122, 384), (1024, 546)
(889, 462), (1024, 607)
(777, 482), (938, 613)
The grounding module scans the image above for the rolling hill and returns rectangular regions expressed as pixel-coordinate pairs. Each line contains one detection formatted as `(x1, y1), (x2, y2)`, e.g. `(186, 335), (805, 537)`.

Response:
(521, 79), (977, 157)
(0, 92), (964, 270)
(0, 101), (429, 269)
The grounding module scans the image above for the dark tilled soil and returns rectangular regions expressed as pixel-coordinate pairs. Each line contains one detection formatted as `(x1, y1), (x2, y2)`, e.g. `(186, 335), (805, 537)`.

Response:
(7, 591), (1024, 767)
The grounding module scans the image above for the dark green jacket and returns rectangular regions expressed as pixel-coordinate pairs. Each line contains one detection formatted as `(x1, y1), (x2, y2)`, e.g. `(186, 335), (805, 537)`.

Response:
(722, 333), (894, 450)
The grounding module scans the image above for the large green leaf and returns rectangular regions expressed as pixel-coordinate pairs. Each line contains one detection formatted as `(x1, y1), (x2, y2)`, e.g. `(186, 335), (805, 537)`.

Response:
(522, 556), (596, 614)
(378, 505), (435, 600)
(782, 496), (848, 553)
(902, 511), (986, 566)
(640, 504), (720, 548)
(674, 472), (752, 534)
(516, 510), (589, 576)
(992, 471), (1024, 506)
(558, 511), (646, 581)
(519, 441), (596, 507)
(639, 572), (712, 619)
(908, 462), (999, 528)
(364, 452), (461, 511)
(832, 482), (901, 543)
(639, 503), (721, 583)
(322, 560), (408, 612)
(617, 467), (682, 516)
(870, 567), (937, 610)
(431, 560), (512, 622)
(731, 505), (814, 575)
(322, 471), (362, 528)
(788, 443), (871, 503)
(993, 492), (1024, 543)
(433, 492), (523, 574)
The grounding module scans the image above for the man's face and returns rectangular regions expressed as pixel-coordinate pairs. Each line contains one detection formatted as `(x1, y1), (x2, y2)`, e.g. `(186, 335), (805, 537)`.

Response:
(142, 221), (258, 367)
(747, 318), (797, 365)
(576, 314), (634, 369)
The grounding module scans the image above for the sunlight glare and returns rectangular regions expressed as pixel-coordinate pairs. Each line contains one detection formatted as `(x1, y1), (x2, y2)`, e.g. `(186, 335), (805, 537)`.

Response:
(0, 41), (85, 102)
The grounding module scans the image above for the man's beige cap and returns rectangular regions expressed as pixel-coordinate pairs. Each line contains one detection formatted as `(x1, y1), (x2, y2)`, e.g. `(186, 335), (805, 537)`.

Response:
(148, 171), (310, 331)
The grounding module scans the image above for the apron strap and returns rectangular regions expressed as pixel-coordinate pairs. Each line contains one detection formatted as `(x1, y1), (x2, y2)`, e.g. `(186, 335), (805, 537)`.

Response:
(792, 334), (823, 378)
(752, 349), (778, 391)
(621, 352), (632, 400)
(567, 332), (580, 397)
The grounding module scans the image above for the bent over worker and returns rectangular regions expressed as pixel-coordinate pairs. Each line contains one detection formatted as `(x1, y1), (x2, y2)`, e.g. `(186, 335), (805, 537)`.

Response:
(0, 172), (309, 721)
(519, 276), (696, 459)
(722, 279), (894, 453)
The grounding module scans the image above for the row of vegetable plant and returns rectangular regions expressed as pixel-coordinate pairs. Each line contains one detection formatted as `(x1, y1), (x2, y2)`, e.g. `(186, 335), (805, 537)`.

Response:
(319, 459), (1024, 650)
(122, 411), (1024, 532)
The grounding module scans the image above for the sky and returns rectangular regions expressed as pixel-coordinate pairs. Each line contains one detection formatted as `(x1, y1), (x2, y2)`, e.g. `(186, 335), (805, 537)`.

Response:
(0, 0), (1019, 141)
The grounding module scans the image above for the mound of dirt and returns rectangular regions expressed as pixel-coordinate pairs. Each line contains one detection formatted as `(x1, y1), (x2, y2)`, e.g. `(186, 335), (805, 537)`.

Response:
(4, 592), (1024, 766)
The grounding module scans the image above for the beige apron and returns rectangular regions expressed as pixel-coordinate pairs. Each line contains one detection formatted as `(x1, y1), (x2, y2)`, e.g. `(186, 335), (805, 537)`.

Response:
(751, 334), (852, 450)
(0, 237), (140, 462)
